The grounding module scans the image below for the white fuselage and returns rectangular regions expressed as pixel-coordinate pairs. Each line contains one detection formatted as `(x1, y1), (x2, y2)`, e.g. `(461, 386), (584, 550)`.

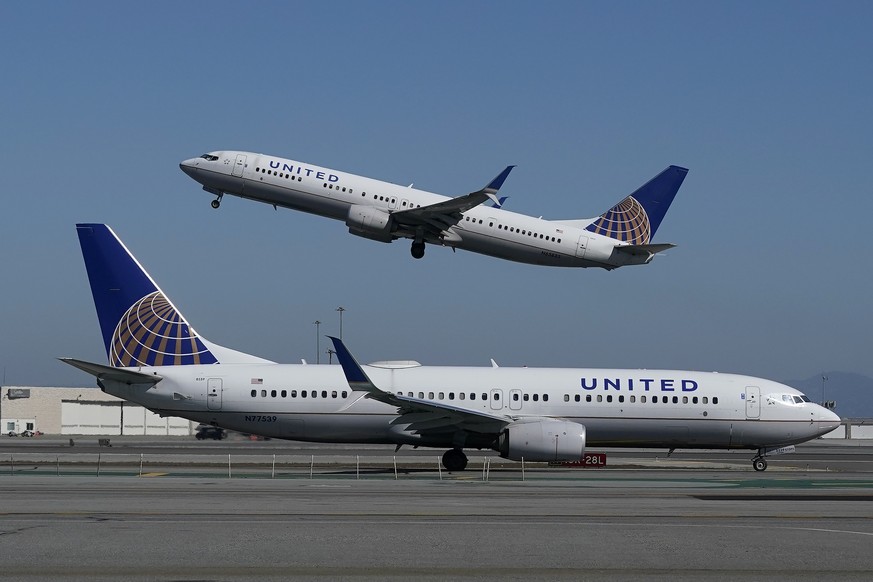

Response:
(106, 362), (839, 451)
(180, 151), (642, 268)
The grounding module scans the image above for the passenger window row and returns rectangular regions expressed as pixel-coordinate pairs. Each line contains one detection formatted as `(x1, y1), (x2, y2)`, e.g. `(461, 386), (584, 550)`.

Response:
(255, 166), (303, 182)
(462, 215), (561, 242)
(251, 389), (349, 399)
(564, 393), (719, 405)
(390, 391), (492, 401)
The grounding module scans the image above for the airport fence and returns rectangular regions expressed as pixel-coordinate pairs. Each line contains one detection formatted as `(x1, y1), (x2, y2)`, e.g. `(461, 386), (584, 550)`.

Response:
(0, 452), (553, 482)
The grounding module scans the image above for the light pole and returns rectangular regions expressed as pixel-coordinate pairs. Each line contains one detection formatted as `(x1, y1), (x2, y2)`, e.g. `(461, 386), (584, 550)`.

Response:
(314, 320), (321, 364)
(336, 306), (345, 340)
(821, 374), (828, 407)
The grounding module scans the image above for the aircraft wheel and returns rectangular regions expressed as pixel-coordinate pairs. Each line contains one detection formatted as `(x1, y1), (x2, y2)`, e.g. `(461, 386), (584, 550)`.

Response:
(442, 448), (468, 472)
(411, 241), (425, 259)
(752, 457), (767, 472)
(211, 199), (221, 209)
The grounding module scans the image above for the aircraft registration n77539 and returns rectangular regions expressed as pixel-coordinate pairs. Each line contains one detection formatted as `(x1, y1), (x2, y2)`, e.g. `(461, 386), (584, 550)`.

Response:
(62, 224), (840, 472)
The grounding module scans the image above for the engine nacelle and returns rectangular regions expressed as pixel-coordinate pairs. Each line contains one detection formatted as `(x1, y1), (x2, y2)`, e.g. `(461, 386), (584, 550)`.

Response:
(345, 205), (394, 243)
(497, 419), (586, 462)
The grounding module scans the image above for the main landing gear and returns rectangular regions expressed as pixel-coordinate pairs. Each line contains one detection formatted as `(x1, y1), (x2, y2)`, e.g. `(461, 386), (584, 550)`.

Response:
(442, 448), (468, 471)
(411, 241), (425, 259)
(752, 449), (768, 471)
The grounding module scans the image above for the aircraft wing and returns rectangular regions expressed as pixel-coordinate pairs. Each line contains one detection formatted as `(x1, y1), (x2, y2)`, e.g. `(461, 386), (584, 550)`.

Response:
(391, 166), (514, 235)
(328, 337), (511, 435)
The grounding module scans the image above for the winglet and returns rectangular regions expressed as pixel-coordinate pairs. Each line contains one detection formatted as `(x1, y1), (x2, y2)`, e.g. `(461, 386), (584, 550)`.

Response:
(328, 336), (380, 393)
(484, 165), (515, 195)
(489, 196), (509, 209)
(328, 336), (408, 407)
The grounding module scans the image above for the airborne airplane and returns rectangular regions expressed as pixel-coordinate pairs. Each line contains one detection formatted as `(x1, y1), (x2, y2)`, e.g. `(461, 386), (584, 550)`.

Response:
(62, 224), (840, 471)
(180, 152), (688, 268)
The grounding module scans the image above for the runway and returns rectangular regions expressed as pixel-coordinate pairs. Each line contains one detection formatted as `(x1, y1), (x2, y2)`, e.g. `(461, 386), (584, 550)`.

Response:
(1, 440), (873, 580)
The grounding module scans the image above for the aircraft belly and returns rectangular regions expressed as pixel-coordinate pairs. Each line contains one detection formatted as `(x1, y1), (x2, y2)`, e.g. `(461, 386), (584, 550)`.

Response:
(459, 233), (574, 267)
(244, 182), (348, 220)
(299, 414), (395, 442)
(180, 411), (396, 442)
(582, 418), (734, 447)
(727, 420), (810, 447)
(199, 169), (245, 195)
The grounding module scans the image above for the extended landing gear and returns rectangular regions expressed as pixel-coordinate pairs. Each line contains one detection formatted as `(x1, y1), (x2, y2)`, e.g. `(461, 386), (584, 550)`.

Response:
(411, 241), (425, 259)
(442, 448), (468, 471)
(211, 195), (222, 209)
(752, 450), (768, 472)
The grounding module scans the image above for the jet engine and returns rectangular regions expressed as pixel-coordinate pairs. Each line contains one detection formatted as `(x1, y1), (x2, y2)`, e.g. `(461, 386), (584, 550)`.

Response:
(345, 205), (394, 243)
(497, 419), (586, 462)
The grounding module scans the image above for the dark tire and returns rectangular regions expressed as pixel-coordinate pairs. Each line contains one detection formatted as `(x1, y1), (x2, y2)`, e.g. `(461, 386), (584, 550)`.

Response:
(211, 199), (221, 209)
(411, 242), (425, 259)
(442, 449), (468, 471)
(753, 458), (767, 472)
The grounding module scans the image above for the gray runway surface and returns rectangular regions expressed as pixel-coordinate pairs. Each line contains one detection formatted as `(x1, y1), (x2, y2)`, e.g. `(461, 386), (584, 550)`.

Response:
(2, 440), (873, 581)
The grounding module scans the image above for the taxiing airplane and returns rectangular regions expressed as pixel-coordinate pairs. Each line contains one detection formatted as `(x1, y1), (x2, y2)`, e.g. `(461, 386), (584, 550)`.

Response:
(63, 224), (840, 471)
(180, 152), (688, 269)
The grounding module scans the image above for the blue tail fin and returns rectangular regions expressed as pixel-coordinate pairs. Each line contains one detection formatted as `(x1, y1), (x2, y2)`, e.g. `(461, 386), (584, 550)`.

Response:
(76, 224), (220, 367)
(585, 165), (688, 244)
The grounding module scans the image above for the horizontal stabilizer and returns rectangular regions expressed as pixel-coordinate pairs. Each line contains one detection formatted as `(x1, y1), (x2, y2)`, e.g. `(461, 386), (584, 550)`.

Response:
(615, 243), (676, 257)
(59, 358), (162, 385)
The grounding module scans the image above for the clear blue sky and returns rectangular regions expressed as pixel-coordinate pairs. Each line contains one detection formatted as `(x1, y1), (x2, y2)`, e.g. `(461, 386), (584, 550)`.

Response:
(2, 1), (871, 387)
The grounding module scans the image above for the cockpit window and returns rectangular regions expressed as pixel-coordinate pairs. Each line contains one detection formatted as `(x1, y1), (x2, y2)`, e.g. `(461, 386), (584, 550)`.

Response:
(199, 154), (219, 161)
(776, 393), (812, 405)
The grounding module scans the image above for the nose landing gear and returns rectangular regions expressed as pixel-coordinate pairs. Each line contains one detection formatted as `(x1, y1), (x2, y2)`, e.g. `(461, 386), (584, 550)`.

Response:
(211, 193), (223, 209)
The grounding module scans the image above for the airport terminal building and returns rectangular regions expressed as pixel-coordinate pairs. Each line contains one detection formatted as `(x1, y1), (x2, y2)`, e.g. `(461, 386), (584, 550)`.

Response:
(1, 386), (193, 436)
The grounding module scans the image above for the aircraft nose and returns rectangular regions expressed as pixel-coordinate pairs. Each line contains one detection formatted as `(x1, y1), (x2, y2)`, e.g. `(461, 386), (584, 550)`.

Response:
(179, 158), (199, 178)
(823, 408), (841, 425)
(816, 407), (842, 434)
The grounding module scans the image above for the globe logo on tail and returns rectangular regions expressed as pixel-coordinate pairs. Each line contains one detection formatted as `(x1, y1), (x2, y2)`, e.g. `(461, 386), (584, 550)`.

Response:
(585, 196), (651, 245)
(110, 291), (217, 367)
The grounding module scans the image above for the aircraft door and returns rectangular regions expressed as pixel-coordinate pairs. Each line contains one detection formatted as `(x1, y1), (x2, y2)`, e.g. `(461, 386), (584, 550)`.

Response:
(207, 378), (223, 410)
(490, 389), (504, 410)
(745, 386), (760, 419)
(232, 154), (247, 177)
(509, 389), (522, 411)
(575, 235), (588, 258)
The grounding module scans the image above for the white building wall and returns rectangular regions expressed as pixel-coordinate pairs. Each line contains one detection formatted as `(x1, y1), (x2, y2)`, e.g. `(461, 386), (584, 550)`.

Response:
(2, 386), (194, 435)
